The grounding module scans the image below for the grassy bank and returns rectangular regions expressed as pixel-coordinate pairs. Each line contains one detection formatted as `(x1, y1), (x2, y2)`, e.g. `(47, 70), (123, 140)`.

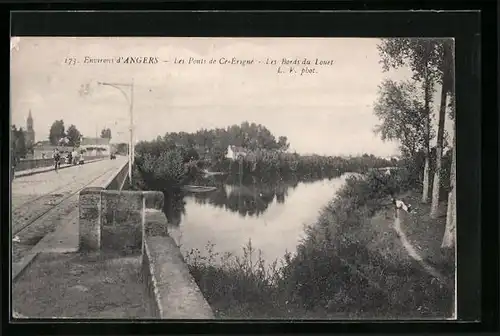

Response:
(130, 141), (454, 318)
(210, 151), (394, 180)
(132, 141), (398, 191)
(184, 169), (455, 319)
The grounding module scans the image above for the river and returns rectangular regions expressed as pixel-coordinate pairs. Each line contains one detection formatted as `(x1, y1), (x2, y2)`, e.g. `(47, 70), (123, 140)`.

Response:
(164, 174), (352, 265)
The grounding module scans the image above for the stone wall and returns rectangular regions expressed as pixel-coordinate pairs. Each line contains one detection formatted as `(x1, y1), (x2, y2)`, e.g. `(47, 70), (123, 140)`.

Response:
(78, 188), (214, 319)
(79, 190), (163, 254)
(142, 209), (215, 319)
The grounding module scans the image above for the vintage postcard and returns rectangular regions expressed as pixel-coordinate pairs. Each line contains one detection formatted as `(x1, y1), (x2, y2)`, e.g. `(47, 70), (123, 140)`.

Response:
(10, 37), (456, 320)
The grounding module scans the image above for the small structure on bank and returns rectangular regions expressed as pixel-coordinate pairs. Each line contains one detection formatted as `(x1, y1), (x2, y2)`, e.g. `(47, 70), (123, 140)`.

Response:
(226, 145), (248, 160)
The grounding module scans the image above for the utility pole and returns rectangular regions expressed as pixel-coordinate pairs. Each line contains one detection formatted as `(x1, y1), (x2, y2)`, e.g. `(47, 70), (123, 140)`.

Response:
(96, 80), (134, 183)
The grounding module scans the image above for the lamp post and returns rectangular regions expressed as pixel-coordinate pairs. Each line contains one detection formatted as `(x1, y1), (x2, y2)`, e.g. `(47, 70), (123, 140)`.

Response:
(96, 80), (135, 183)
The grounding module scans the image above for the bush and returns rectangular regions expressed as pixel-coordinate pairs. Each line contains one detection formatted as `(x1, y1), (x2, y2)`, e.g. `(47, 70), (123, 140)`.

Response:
(214, 152), (393, 182)
(185, 172), (453, 319)
(133, 141), (203, 192)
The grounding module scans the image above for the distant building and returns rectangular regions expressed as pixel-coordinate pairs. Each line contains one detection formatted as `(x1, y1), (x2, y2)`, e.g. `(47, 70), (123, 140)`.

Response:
(226, 145), (248, 160)
(32, 143), (73, 159)
(13, 111), (37, 158)
(24, 110), (35, 148)
(80, 137), (111, 156)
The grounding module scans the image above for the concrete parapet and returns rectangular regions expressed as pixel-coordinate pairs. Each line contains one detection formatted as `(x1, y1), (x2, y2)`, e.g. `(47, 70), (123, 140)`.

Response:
(100, 191), (143, 254)
(79, 187), (104, 251)
(144, 209), (169, 237)
(143, 191), (165, 210)
(103, 160), (129, 190)
(78, 190), (164, 254)
(78, 187), (214, 319)
(15, 155), (108, 172)
(143, 235), (215, 319)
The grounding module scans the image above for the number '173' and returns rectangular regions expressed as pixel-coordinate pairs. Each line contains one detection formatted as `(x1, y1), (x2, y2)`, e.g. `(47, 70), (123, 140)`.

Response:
(65, 57), (77, 65)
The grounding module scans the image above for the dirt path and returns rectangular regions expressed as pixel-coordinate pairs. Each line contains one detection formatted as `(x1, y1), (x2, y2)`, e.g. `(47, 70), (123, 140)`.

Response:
(392, 213), (447, 285)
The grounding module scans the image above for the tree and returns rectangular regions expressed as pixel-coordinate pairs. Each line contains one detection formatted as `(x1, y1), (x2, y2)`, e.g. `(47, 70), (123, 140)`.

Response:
(278, 136), (290, 151)
(49, 120), (66, 146)
(441, 120), (456, 248)
(373, 79), (432, 159)
(378, 39), (442, 203)
(13, 127), (27, 159)
(116, 142), (129, 155)
(11, 125), (24, 162)
(11, 125), (18, 157)
(100, 128), (112, 139)
(442, 46), (456, 249)
(430, 40), (454, 218)
(66, 124), (82, 147)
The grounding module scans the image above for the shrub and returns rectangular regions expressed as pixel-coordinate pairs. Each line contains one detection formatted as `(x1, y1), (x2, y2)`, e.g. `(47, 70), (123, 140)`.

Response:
(185, 172), (453, 319)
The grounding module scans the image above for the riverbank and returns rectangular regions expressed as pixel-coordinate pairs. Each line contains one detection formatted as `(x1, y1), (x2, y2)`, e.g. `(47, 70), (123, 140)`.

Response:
(184, 173), (455, 319)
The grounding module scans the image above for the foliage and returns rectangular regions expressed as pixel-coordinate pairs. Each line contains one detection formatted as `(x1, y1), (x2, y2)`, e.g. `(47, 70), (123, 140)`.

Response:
(133, 138), (204, 194)
(160, 122), (290, 159)
(277, 136), (289, 151)
(115, 143), (129, 155)
(11, 125), (28, 160)
(378, 38), (450, 86)
(66, 124), (82, 147)
(186, 172), (453, 319)
(373, 79), (435, 158)
(135, 149), (187, 189)
(213, 151), (392, 180)
(100, 127), (112, 139)
(49, 120), (66, 146)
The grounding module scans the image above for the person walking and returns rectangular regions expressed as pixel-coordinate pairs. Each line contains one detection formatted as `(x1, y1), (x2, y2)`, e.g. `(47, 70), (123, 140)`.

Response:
(72, 148), (78, 165)
(53, 148), (61, 172)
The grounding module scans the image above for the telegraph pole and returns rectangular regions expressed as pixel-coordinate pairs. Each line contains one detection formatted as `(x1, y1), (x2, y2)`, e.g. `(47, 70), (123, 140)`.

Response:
(96, 80), (134, 183)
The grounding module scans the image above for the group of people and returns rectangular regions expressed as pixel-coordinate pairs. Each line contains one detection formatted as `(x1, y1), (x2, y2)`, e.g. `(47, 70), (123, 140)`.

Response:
(52, 148), (82, 171)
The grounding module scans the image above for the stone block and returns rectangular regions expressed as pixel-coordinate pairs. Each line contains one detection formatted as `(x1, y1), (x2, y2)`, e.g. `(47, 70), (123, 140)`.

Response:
(79, 187), (104, 251)
(100, 191), (143, 255)
(144, 210), (169, 237)
(143, 191), (164, 210)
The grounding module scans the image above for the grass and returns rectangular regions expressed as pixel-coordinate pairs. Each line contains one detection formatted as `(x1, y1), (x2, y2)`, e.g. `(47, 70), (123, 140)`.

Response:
(183, 170), (455, 319)
(12, 252), (155, 318)
(130, 143), (455, 319)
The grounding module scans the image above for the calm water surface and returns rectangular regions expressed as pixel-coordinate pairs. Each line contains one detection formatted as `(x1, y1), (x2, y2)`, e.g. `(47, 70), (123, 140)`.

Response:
(166, 174), (351, 264)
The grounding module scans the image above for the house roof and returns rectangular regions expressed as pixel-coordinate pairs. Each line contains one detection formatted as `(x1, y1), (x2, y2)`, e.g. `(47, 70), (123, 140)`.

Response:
(230, 145), (246, 152)
(80, 137), (111, 146)
(35, 140), (52, 147)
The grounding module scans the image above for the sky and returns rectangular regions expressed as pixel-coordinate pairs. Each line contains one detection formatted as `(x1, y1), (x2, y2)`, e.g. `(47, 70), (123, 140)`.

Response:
(10, 37), (453, 157)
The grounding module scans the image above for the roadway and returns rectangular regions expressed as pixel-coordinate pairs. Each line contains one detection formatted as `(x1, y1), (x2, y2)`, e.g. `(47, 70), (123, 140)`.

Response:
(11, 156), (128, 262)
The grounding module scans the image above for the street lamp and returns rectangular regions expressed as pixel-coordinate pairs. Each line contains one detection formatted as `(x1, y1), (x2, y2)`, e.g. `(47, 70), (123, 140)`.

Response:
(95, 80), (135, 183)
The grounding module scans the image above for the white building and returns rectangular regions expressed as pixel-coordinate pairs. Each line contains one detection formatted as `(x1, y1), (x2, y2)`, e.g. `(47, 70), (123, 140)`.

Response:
(80, 137), (111, 156)
(226, 145), (247, 160)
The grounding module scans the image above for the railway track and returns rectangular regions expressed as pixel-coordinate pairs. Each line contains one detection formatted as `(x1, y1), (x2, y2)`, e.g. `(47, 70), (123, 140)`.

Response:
(12, 168), (112, 236)
(11, 160), (104, 212)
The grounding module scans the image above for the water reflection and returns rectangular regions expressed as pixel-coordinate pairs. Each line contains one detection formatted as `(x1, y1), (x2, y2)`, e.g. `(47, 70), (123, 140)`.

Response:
(162, 189), (186, 226)
(163, 174), (300, 220)
(166, 176), (347, 263)
(161, 173), (344, 234)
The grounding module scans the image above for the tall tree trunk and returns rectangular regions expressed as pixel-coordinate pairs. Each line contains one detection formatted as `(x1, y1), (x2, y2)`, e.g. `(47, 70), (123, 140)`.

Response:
(421, 69), (432, 204)
(430, 87), (447, 218)
(430, 42), (452, 218)
(441, 127), (456, 248)
(422, 156), (430, 202)
(442, 41), (456, 248)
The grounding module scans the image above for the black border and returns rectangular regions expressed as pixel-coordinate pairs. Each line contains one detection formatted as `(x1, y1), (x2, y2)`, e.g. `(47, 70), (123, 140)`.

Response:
(3, 2), (497, 335)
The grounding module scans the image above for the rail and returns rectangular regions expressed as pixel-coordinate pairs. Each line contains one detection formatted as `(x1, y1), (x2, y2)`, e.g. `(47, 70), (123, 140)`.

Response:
(14, 155), (110, 172)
